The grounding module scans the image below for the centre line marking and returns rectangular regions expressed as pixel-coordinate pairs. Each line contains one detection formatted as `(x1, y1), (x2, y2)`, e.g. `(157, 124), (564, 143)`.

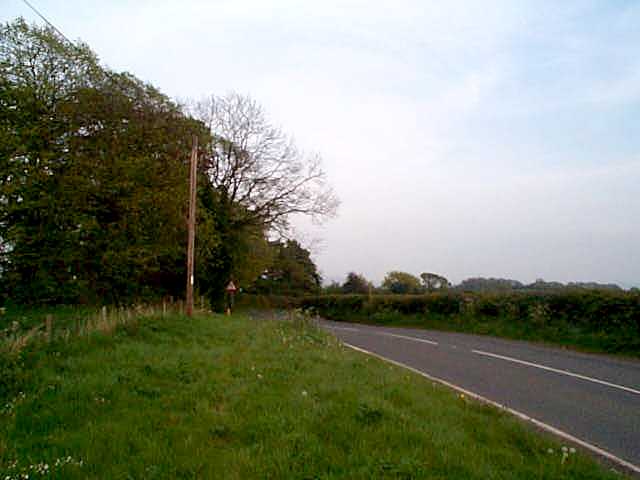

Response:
(381, 332), (438, 346)
(328, 326), (359, 332)
(472, 349), (640, 396)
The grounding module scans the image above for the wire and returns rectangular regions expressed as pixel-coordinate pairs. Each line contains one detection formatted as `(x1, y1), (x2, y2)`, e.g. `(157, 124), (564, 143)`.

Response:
(20, 0), (75, 46)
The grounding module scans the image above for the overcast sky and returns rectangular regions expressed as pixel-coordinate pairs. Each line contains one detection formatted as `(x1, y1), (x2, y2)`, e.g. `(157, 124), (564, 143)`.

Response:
(3, 0), (639, 287)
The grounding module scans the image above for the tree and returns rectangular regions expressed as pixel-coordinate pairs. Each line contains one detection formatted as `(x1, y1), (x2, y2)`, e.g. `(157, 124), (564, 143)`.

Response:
(0, 18), (206, 303)
(342, 272), (370, 294)
(420, 272), (450, 291)
(251, 240), (321, 295)
(382, 271), (422, 294)
(456, 278), (524, 292)
(189, 93), (338, 234)
(189, 93), (338, 305)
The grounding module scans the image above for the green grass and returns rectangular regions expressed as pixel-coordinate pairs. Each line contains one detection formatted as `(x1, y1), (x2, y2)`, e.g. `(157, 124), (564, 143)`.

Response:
(0, 305), (96, 331)
(0, 312), (628, 479)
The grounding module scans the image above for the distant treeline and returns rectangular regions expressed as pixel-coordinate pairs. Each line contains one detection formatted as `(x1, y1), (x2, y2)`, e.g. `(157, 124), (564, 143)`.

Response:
(324, 272), (633, 296)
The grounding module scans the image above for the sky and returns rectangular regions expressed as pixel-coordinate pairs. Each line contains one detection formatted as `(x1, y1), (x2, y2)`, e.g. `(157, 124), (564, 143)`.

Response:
(2, 0), (639, 287)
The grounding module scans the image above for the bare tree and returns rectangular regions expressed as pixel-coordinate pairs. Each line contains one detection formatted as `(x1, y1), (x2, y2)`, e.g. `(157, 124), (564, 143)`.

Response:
(188, 93), (338, 234)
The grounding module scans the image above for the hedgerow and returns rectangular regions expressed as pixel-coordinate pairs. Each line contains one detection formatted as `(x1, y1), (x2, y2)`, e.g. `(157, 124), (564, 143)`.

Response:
(299, 290), (640, 355)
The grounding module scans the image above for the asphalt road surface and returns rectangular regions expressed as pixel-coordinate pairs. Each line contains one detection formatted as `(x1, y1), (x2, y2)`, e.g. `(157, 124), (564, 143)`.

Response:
(321, 320), (640, 473)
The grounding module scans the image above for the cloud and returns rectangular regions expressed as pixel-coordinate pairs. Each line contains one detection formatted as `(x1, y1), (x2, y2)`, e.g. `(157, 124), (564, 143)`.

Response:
(2, 0), (639, 286)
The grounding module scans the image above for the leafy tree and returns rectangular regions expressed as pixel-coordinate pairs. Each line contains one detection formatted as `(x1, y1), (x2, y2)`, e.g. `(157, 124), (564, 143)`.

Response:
(0, 18), (205, 303)
(251, 240), (321, 296)
(342, 272), (370, 294)
(0, 19), (338, 307)
(196, 185), (272, 308)
(420, 272), (450, 291)
(456, 278), (523, 292)
(382, 271), (422, 294)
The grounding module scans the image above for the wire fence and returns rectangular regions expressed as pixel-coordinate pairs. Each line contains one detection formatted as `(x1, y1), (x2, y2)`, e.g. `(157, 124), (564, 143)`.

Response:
(0, 298), (209, 355)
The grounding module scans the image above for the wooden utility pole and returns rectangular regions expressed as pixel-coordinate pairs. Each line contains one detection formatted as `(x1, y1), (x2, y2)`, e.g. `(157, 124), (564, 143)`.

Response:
(186, 135), (198, 317)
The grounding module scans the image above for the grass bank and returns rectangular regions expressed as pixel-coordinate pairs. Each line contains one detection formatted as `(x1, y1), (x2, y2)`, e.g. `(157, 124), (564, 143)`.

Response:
(0, 311), (627, 478)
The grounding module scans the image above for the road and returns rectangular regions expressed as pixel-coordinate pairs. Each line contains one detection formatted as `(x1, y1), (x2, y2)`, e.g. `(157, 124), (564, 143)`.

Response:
(321, 320), (640, 473)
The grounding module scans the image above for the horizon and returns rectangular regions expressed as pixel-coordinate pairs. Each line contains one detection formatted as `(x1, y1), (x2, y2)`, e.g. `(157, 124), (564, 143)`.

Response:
(2, 1), (638, 288)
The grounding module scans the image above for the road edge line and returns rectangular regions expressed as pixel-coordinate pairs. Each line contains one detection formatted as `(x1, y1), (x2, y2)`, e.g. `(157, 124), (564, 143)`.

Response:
(343, 342), (640, 475)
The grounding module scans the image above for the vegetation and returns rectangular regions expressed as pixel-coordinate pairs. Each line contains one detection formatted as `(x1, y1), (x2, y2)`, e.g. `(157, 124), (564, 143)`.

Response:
(249, 240), (321, 296)
(0, 310), (625, 479)
(382, 271), (423, 294)
(341, 272), (371, 294)
(302, 290), (640, 356)
(0, 18), (335, 308)
(420, 272), (451, 291)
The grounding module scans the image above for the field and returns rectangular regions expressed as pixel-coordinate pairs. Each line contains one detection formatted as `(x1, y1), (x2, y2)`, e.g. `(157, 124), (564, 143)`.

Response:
(0, 310), (627, 479)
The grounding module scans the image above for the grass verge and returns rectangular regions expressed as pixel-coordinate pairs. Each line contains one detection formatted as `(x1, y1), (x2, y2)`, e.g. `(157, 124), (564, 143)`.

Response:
(0, 312), (628, 479)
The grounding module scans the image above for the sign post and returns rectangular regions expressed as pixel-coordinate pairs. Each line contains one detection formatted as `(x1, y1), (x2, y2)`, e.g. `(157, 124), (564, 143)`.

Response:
(225, 281), (237, 316)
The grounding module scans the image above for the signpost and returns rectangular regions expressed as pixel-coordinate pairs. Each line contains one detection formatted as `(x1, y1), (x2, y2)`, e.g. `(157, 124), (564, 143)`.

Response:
(225, 281), (237, 316)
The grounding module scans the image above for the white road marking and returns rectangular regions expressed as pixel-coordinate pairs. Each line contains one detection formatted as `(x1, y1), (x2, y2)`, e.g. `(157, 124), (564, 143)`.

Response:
(472, 349), (640, 396)
(344, 343), (640, 475)
(328, 326), (359, 332)
(380, 332), (439, 346)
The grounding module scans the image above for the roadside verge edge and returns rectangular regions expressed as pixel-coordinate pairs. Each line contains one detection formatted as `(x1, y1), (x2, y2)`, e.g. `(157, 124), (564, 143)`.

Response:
(343, 342), (640, 476)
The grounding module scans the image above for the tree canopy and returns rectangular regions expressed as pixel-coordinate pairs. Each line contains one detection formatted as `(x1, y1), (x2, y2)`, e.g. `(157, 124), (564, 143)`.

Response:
(251, 240), (321, 296)
(382, 271), (422, 294)
(342, 272), (370, 294)
(0, 18), (334, 306)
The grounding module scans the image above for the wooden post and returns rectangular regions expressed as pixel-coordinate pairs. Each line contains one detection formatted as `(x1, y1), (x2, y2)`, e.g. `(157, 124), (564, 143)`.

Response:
(186, 135), (198, 317)
(162, 300), (167, 316)
(101, 306), (107, 321)
(45, 314), (53, 342)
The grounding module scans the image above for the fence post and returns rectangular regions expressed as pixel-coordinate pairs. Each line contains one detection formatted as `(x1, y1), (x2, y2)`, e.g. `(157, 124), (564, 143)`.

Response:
(45, 314), (53, 342)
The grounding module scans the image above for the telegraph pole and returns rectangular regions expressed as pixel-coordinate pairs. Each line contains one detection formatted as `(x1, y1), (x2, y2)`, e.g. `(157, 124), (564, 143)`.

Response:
(186, 135), (198, 317)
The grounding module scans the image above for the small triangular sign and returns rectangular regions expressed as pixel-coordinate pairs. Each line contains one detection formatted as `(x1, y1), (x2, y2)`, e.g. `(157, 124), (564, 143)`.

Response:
(226, 281), (237, 292)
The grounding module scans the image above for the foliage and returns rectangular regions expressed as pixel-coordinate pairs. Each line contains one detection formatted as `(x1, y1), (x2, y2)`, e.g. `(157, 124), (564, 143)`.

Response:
(0, 312), (620, 479)
(455, 277), (623, 293)
(420, 272), (450, 291)
(457, 277), (524, 292)
(250, 240), (320, 296)
(0, 18), (206, 304)
(341, 272), (370, 294)
(302, 290), (640, 356)
(0, 19), (335, 307)
(382, 271), (423, 294)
